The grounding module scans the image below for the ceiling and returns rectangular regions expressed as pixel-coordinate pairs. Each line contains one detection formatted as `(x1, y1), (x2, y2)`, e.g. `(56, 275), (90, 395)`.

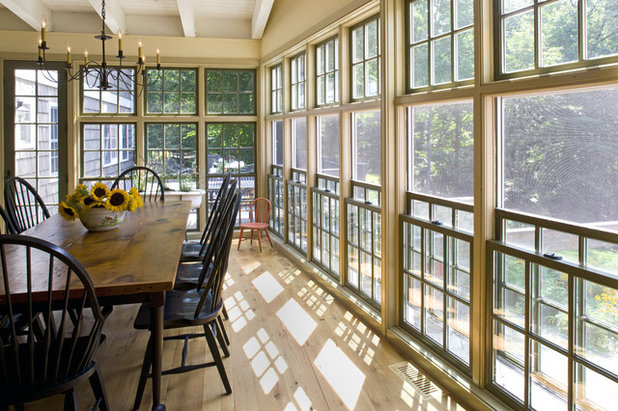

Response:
(0, 0), (274, 39)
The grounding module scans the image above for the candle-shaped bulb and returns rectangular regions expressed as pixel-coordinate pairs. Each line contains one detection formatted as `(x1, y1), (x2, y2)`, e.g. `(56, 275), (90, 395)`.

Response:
(41, 19), (47, 42)
(156, 49), (161, 66)
(67, 46), (71, 64)
(84, 50), (88, 65)
(138, 41), (143, 59)
(118, 32), (123, 52)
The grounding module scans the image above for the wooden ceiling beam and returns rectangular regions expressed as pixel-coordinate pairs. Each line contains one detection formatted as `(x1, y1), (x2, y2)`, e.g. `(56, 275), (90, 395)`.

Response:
(176, 0), (196, 38)
(251, 0), (274, 39)
(0, 0), (50, 31)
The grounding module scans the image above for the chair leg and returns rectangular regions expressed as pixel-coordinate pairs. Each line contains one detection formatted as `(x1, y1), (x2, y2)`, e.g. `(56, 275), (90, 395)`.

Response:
(250, 229), (254, 245)
(237, 228), (244, 250)
(264, 228), (274, 248)
(89, 364), (110, 411)
(64, 389), (79, 411)
(257, 229), (262, 252)
(203, 324), (232, 395)
(217, 316), (230, 346)
(214, 320), (230, 357)
(222, 304), (229, 321)
(133, 335), (153, 410)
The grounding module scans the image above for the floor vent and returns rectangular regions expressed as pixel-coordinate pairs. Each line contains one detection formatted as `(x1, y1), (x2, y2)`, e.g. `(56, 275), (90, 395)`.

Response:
(390, 362), (440, 399)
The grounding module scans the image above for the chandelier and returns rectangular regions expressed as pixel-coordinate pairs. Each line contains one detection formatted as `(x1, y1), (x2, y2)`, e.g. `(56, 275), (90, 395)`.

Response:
(37, 0), (161, 91)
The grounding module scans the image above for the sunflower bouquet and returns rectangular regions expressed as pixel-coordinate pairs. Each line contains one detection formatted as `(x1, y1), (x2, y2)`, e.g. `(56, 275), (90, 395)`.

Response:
(59, 182), (143, 221)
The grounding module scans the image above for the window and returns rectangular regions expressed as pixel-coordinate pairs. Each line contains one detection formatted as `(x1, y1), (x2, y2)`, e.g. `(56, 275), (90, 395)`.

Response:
(292, 117), (307, 170)
(407, 0), (473, 90)
(408, 101), (473, 202)
(146, 68), (196, 114)
(290, 53), (306, 110)
(82, 68), (135, 114)
(351, 16), (380, 100)
(50, 106), (58, 174)
(312, 174), (340, 278)
(271, 64), (283, 113)
(316, 37), (339, 105)
(81, 123), (135, 184)
(206, 69), (255, 115)
(351, 110), (381, 184)
(145, 123), (197, 189)
(206, 123), (256, 224)
(498, 0), (618, 78)
(317, 114), (340, 177)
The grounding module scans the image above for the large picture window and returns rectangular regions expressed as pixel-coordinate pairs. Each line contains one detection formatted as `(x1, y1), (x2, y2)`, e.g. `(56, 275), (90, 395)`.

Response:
(407, 0), (474, 90)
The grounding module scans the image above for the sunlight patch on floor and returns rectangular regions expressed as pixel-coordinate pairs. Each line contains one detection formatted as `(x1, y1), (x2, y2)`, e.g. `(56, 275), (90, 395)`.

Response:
(242, 328), (290, 395)
(276, 299), (317, 346)
(241, 260), (261, 275)
(314, 338), (366, 410)
(225, 290), (255, 332)
(251, 271), (284, 303)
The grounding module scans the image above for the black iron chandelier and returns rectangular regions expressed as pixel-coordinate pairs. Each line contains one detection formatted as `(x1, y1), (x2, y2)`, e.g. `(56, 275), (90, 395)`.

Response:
(37, 0), (161, 91)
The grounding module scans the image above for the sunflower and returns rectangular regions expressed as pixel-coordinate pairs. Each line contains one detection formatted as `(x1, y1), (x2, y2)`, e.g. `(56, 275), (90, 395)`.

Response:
(129, 187), (139, 197)
(127, 197), (138, 212)
(80, 195), (98, 210)
(106, 189), (130, 212)
(135, 194), (144, 208)
(91, 182), (109, 201)
(58, 201), (78, 221)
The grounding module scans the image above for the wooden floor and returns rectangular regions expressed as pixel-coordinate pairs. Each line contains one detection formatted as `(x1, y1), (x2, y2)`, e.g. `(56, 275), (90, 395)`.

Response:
(27, 240), (465, 410)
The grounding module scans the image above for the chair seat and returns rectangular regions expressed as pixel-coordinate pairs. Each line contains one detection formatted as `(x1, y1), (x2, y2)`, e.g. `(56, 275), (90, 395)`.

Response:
(180, 241), (205, 262)
(134, 288), (222, 330)
(174, 261), (213, 290)
(240, 222), (268, 229)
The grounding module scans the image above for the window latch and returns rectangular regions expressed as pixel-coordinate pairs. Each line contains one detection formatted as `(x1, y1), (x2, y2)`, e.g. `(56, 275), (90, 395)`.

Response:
(543, 252), (563, 260)
(431, 220), (443, 226)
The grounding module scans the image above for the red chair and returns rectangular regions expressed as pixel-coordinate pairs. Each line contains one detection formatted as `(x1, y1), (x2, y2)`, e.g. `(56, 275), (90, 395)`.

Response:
(238, 197), (273, 252)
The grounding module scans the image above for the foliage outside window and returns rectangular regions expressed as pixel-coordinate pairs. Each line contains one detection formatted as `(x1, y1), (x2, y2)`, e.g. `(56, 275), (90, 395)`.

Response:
(500, 86), (618, 229)
(316, 37), (339, 105)
(271, 64), (282, 113)
(207, 123), (256, 224)
(81, 123), (135, 185)
(82, 68), (135, 114)
(498, 0), (618, 78)
(145, 123), (197, 189)
(206, 69), (255, 115)
(351, 16), (380, 100)
(146, 68), (196, 114)
(292, 117), (307, 170)
(351, 110), (381, 185)
(317, 114), (340, 177)
(290, 53), (306, 110)
(272, 120), (284, 166)
(409, 101), (473, 202)
(407, 0), (474, 90)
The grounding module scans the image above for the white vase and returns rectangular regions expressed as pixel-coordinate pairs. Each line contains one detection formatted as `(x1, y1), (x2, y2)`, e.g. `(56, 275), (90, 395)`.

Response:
(79, 207), (126, 232)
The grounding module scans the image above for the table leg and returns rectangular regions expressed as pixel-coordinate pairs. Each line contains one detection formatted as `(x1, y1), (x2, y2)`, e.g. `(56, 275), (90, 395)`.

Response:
(151, 302), (165, 411)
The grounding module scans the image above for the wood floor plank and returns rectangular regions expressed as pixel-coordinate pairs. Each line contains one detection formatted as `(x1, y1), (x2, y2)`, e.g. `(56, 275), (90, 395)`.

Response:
(25, 241), (464, 410)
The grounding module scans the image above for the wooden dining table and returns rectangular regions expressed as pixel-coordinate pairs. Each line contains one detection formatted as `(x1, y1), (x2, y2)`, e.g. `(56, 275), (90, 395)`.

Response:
(11, 200), (192, 410)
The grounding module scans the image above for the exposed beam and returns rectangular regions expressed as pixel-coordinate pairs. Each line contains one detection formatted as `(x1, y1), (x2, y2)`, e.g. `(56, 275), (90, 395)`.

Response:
(0, 0), (50, 31)
(87, 0), (126, 34)
(251, 0), (274, 39)
(176, 0), (196, 38)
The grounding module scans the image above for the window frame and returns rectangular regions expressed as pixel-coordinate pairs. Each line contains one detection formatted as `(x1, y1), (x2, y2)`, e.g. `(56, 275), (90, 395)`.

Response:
(144, 67), (198, 116)
(349, 14), (381, 102)
(80, 66), (137, 116)
(270, 64), (283, 114)
(205, 68), (256, 116)
(315, 36), (340, 106)
(290, 52), (307, 111)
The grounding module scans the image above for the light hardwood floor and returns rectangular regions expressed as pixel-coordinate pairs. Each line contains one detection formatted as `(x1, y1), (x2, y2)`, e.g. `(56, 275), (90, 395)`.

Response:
(28, 240), (465, 410)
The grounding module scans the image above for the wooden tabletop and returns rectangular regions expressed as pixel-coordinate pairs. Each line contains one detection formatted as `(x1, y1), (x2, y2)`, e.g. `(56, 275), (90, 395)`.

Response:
(2, 201), (191, 300)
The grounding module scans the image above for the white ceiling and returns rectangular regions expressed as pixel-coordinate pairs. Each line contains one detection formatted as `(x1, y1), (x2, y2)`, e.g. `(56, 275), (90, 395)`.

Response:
(0, 0), (274, 39)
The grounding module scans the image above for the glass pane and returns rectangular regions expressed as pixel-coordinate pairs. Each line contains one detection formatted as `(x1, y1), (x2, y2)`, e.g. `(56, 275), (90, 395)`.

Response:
(180, 93), (196, 113)
(353, 64), (364, 99)
(493, 321), (525, 401)
(424, 284), (444, 345)
(292, 118), (307, 170)
(164, 70), (180, 91)
(504, 10), (534, 73)
(411, 0), (428, 43)
(455, 0), (473, 29)
(586, 0), (618, 59)
(405, 274), (422, 330)
(540, 0), (578, 67)
(431, 0), (451, 37)
(503, 0), (533, 14)
(366, 59), (379, 96)
(531, 266), (568, 347)
(180, 70), (196, 92)
(352, 26), (364, 63)
(352, 110), (381, 184)
(504, 219), (535, 251)
(586, 238), (618, 275)
(541, 228), (578, 265)
(447, 298), (469, 364)
(575, 362), (617, 410)
(456, 28), (474, 81)
(530, 342), (568, 410)
(432, 36), (451, 85)
(163, 92), (179, 113)
(366, 19), (379, 59)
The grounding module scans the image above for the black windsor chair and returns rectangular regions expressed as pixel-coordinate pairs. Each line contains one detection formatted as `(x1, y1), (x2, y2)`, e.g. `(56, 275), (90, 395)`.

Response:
(4, 177), (51, 233)
(0, 205), (17, 235)
(0, 235), (111, 410)
(132, 189), (240, 409)
(111, 166), (165, 202)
